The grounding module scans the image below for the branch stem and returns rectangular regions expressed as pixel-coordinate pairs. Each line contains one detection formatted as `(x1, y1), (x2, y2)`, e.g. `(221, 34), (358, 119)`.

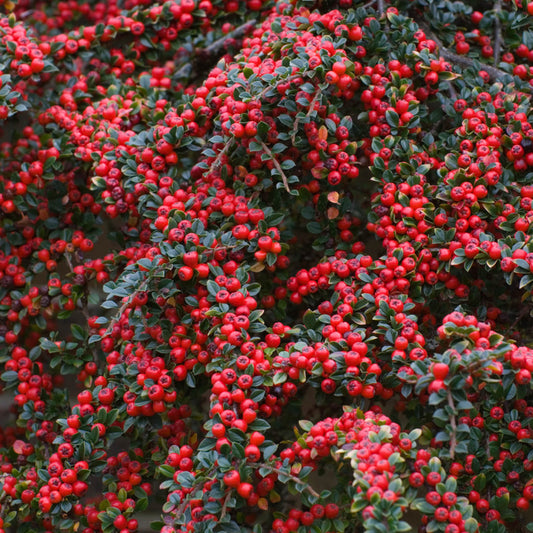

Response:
(175, 20), (257, 80)
(259, 141), (291, 193)
(205, 19), (257, 56)
(259, 464), (320, 499)
(447, 389), (457, 459)
(220, 492), (232, 518)
(291, 89), (321, 145)
(419, 22), (509, 82)
(64, 252), (98, 363)
(493, 0), (502, 67)
(102, 268), (162, 339)
(206, 140), (233, 177)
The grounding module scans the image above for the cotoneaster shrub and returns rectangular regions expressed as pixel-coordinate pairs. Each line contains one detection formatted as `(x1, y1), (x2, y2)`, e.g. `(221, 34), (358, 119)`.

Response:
(0, 0), (532, 532)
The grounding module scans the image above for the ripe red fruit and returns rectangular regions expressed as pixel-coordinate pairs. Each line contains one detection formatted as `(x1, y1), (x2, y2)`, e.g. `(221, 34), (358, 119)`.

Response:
(325, 71), (339, 84)
(456, 41), (470, 55)
(431, 363), (449, 380)
(223, 470), (241, 488)
(113, 515), (127, 529)
(183, 251), (199, 266)
(265, 333), (280, 347)
(426, 491), (441, 506)
(471, 11), (483, 24)
(178, 266), (194, 281)
(426, 471), (442, 486)
(237, 482), (253, 499)
(516, 497), (530, 511)
(249, 431), (265, 446)
(324, 503), (339, 518)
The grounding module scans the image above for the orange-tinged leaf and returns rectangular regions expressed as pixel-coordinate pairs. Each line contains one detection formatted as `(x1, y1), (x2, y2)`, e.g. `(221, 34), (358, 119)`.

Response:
(250, 262), (265, 272)
(13, 440), (25, 454)
(318, 125), (328, 141)
(258, 498), (269, 511)
(327, 191), (340, 204)
(327, 207), (339, 219)
(311, 167), (326, 180)
(439, 71), (461, 81)
(235, 165), (247, 178)
(269, 490), (281, 503)
(291, 463), (302, 474)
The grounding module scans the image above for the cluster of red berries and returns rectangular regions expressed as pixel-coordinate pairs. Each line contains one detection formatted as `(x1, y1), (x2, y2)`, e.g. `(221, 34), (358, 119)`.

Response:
(454, 8), (533, 82)
(0, 0), (532, 532)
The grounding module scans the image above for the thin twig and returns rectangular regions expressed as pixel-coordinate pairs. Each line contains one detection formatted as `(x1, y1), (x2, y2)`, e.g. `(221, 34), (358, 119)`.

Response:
(64, 253), (91, 322)
(291, 90), (321, 145)
(172, 467), (217, 521)
(493, 0), (502, 66)
(259, 141), (291, 193)
(447, 389), (457, 459)
(205, 19), (257, 56)
(220, 492), (232, 518)
(377, 0), (384, 16)
(102, 271), (158, 339)
(64, 251), (75, 273)
(206, 140), (233, 176)
(260, 464), (320, 499)
(102, 297), (132, 339)
(254, 73), (301, 101)
(64, 253), (98, 363)
(174, 63), (192, 80)
(510, 305), (530, 330)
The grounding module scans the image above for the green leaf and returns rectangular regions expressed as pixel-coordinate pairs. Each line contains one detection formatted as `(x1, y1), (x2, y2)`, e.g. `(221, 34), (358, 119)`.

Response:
(249, 419), (270, 432)
(307, 221), (322, 234)
(262, 443), (277, 460)
(464, 518), (480, 533)
(385, 109), (399, 128)
(207, 280), (219, 296)
(299, 420), (313, 432)
(158, 465), (175, 478)
(70, 324), (86, 341)
(1, 371), (18, 383)
(280, 159), (296, 170)
(412, 500), (435, 514)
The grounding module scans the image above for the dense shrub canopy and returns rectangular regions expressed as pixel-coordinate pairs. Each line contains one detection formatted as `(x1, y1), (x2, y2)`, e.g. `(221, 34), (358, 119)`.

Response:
(0, 0), (532, 532)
